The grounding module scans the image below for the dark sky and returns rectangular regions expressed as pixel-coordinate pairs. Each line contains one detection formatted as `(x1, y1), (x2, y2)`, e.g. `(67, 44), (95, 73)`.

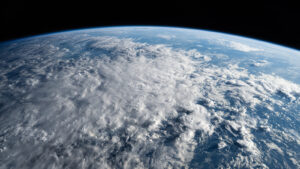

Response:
(1, 1), (299, 50)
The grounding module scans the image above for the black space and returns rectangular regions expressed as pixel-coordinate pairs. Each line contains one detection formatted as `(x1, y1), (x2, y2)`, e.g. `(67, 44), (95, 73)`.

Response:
(1, 1), (299, 50)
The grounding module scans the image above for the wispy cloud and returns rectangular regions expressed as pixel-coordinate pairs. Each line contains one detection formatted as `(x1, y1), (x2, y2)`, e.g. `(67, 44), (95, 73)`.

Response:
(217, 39), (263, 52)
(157, 34), (176, 40)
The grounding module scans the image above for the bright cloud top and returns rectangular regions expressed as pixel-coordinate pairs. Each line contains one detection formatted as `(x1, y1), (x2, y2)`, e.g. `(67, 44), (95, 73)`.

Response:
(0, 33), (299, 169)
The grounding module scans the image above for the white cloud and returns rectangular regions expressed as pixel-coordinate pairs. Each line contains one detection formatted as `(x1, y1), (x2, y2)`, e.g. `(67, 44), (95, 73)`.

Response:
(157, 34), (176, 40)
(250, 59), (269, 67)
(216, 39), (263, 52)
(228, 41), (263, 52)
(0, 34), (299, 169)
(265, 142), (284, 155)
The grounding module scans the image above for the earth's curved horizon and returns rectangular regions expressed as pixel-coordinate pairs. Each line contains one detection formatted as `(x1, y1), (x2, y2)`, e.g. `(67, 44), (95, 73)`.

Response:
(0, 26), (299, 169)
(5, 26), (300, 52)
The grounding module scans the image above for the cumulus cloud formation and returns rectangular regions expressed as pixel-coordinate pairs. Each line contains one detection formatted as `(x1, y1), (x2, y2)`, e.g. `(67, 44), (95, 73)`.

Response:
(0, 34), (299, 169)
(249, 59), (269, 67)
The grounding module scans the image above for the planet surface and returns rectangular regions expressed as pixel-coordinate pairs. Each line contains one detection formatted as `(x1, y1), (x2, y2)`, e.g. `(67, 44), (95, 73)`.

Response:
(0, 26), (299, 169)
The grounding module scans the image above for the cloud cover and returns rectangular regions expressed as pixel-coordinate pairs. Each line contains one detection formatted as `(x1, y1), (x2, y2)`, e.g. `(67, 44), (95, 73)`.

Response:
(0, 34), (299, 169)
(216, 39), (264, 52)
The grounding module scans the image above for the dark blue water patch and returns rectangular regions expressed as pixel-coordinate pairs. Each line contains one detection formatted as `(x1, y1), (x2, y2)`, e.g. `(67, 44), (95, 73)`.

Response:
(189, 121), (254, 169)
(224, 81), (243, 87)
(156, 107), (193, 147)
(176, 106), (193, 115)
(160, 118), (187, 146)
(4, 65), (28, 80)
(267, 98), (300, 130)
(196, 99), (210, 108)
(3, 55), (21, 63)
(190, 74), (197, 79)
(275, 90), (292, 102)
(250, 98), (300, 156)
(141, 120), (152, 129)
(251, 124), (300, 169)
(26, 153), (45, 169)
(104, 128), (137, 168)
(0, 102), (5, 115)
(5, 64), (35, 80)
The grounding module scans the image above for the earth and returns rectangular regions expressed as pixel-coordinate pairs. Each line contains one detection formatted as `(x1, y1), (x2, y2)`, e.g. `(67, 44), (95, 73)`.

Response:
(0, 26), (299, 169)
